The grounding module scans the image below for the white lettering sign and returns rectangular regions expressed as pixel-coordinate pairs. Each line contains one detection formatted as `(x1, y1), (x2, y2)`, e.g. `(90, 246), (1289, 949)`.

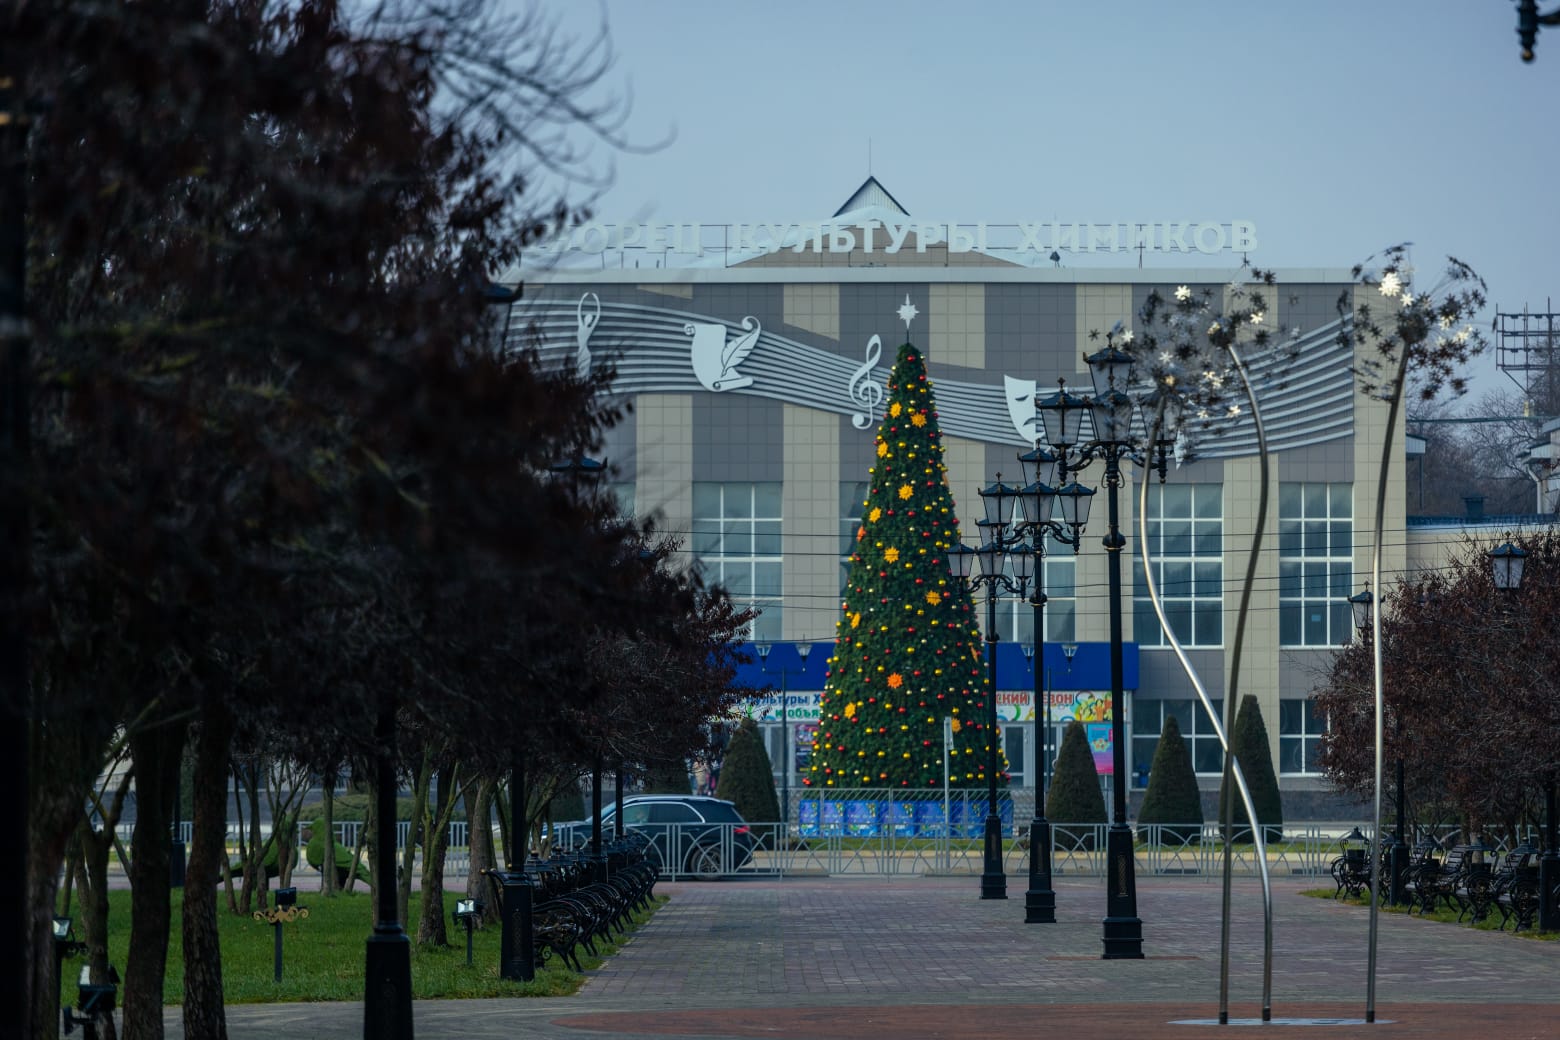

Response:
(541, 220), (1259, 257)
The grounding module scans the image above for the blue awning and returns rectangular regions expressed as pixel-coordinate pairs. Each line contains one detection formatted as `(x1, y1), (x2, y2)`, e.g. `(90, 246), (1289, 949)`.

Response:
(735, 640), (1137, 693)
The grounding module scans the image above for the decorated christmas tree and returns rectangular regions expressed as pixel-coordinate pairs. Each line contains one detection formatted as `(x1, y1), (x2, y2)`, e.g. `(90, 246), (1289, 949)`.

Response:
(807, 313), (1002, 790)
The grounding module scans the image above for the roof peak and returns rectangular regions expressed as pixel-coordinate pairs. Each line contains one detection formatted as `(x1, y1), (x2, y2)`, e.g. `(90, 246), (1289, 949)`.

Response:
(833, 176), (909, 218)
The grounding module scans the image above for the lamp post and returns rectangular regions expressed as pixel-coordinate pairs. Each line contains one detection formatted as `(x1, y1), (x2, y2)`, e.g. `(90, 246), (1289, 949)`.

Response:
(1036, 347), (1168, 960)
(551, 453), (610, 884)
(1488, 537), (1552, 929)
(1349, 582), (1408, 905)
(1012, 445), (1089, 923)
(755, 641), (812, 839)
(1517, 0), (1560, 62)
(948, 476), (1033, 900)
(364, 693), (413, 1039)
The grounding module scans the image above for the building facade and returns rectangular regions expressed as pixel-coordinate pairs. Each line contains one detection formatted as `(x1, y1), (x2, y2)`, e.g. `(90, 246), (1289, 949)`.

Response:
(514, 179), (1454, 819)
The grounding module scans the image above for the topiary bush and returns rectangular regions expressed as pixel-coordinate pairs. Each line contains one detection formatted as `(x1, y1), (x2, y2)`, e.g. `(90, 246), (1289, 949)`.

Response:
(715, 718), (780, 824)
(303, 819), (369, 887)
(1047, 721), (1106, 850)
(1217, 694), (1284, 843)
(1137, 714), (1204, 845)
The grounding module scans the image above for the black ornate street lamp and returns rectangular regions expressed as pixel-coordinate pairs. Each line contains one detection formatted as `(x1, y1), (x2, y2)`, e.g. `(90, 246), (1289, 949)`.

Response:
(1013, 445), (1088, 923)
(364, 694), (413, 1040)
(1036, 349), (1169, 960)
(1488, 537), (1553, 929)
(1518, 0), (1560, 62)
(948, 477), (1032, 901)
(552, 454), (610, 885)
(755, 641), (812, 840)
(1349, 582), (1408, 906)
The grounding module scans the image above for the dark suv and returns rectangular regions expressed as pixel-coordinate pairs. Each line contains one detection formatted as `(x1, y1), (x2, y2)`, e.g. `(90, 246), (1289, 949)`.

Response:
(563, 795), (757, 880)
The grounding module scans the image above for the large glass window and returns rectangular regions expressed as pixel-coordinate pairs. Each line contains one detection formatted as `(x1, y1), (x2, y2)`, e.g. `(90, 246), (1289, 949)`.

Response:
(1279, 483), (1354, 647)
(1279, 699), (1327, 775)
(995, 556), (1076, 644)
(1133, 484), (1223, 647)
(1131, 698), (1224, 783)
(693, 482), (783, 641)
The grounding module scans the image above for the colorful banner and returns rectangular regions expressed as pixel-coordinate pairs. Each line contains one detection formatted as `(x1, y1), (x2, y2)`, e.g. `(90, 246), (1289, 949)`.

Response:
(996, 689), (1112, 726)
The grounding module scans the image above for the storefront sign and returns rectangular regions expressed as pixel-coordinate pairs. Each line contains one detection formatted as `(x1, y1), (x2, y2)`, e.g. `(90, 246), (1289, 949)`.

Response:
(741, 691), (821, 723)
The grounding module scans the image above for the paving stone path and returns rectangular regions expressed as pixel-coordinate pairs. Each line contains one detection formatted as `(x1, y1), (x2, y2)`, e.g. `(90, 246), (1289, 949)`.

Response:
(167, 876), (1560, 1039)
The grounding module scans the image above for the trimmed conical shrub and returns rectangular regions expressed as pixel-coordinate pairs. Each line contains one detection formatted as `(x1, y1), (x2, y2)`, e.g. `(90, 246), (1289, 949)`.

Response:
(1047, 721), (1106, 849)
(1218, 695), (1284, 843)
(1137, 715), (1204, 845)
(716, 718), (781, 824)
(810, 340), (999, 791)
(642, 757), (693, 795)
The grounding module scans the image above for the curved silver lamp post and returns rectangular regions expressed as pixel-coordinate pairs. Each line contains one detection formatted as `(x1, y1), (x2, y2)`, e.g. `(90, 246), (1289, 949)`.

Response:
(1137, 344), (1275, 1023)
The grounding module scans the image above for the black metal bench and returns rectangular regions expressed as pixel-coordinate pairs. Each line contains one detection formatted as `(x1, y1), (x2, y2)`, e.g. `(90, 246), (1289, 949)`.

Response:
(1330, 846), (1372, 900)
(521, 833), (658, 973)
(1492, 845), (1541, 931)
(1453, 847), (1501, 924)
(1407, 843), (1472, 915)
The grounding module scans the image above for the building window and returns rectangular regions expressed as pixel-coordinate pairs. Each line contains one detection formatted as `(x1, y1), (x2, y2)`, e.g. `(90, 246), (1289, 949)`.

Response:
(1133, 484), (1222, 647)
(995, 556), (1076, 644)
(693, 482), (782, 641)
(840, 480), (869, 596)
(1280, 699), (1327, 775)
(1279, 483), (1353, 647)
(1132, 698), (1224, 783)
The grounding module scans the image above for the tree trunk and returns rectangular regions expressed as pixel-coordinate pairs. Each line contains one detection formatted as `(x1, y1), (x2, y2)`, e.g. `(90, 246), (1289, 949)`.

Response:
(494, 783), (510, 869)
(0, 47), (35, 1040)
(74, 846), (118, 1040)
(398, 753), (430, 928)
(320, 770), (338, 897)
(364, 776), (379, 922)
(417, 764), (455, 946)
(28, 849), (62, 1040)
(276, 803), (297, 890)
(239, 760), (264, 914)
(25, 717), (104, 1040)
(122, 720), (187, 1040)
(465, 778), (499, 925)
(223, 767), (239, 913)
(182, 701), (233, 1040)
(346, 815), (367, 894)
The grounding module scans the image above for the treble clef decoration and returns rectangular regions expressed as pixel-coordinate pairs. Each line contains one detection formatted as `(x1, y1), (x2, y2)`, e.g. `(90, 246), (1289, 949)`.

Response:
(849, 334), (885, 430)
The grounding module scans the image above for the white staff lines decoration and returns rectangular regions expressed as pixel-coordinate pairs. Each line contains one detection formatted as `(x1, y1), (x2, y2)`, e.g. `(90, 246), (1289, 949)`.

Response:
(524, 295), (1355, 457)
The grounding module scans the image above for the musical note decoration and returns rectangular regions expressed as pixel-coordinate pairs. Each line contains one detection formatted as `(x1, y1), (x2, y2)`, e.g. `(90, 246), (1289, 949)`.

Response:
(849, 334), (885, 429)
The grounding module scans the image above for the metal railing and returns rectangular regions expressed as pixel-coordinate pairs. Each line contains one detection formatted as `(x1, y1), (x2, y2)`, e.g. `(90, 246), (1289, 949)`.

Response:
(115, 815), (1537, 882)
(544, 819), (1376, 881)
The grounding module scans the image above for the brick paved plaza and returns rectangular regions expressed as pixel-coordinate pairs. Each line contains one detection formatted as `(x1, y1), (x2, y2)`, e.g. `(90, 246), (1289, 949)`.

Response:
(166, 875), (1560, 1039)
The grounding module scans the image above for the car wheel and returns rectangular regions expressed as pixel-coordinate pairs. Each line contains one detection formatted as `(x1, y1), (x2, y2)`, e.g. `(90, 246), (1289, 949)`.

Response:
(686, 843), (724, 881)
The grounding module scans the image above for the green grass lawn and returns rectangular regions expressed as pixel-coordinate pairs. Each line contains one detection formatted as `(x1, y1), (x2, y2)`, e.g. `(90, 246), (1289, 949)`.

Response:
(1300, 887), (1559, 942)
(63, 887), (666, 1005)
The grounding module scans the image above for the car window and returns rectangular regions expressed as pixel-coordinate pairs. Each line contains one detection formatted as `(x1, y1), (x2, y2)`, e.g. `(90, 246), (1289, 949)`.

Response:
(622, 804), (652, 826)
(648, 803), (700, 823)
(694, 802), (745, 824)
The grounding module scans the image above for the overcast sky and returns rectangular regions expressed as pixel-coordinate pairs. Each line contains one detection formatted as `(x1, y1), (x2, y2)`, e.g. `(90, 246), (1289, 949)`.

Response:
(540, 0), (1559, 411)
